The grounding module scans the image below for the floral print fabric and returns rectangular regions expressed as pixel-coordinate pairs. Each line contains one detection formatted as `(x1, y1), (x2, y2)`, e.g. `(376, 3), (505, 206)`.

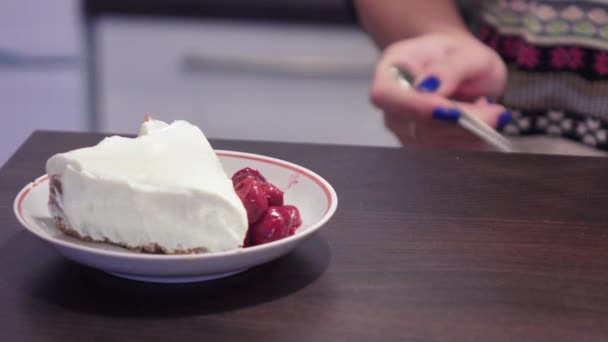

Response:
(481, 1), (608, 77)
(478, 1), (608, 150)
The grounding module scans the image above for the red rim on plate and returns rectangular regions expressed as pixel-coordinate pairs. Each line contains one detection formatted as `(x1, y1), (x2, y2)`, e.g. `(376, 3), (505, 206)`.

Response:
(13, 150), (338, 259)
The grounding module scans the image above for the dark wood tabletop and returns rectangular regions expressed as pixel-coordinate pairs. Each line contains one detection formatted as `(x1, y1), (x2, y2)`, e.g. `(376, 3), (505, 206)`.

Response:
(2, 131), (608, 341)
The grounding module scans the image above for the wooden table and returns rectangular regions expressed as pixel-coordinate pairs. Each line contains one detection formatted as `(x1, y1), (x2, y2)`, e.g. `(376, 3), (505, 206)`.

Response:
(1, 131), (608, 341)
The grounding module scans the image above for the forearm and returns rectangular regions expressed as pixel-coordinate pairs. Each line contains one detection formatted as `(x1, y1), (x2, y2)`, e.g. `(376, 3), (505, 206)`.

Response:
(354, 0), (471, 48)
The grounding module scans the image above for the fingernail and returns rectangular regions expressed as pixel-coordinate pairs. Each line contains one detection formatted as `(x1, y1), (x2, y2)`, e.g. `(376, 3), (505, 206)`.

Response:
(417, 76), (441, 92)
(497, 111), (512, 130)
(486, 96), (495, 104)
(432, 107), (461, 122)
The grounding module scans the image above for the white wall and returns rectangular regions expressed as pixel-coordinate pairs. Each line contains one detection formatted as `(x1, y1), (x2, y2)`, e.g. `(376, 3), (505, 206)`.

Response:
(0, 0), (84, 167)
(0, 0), (396, 166)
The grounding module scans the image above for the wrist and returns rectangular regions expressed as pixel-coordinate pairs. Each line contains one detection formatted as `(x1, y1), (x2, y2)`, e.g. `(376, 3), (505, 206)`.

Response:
(356, 0), (474, 49)
(425, 27), (476, 42)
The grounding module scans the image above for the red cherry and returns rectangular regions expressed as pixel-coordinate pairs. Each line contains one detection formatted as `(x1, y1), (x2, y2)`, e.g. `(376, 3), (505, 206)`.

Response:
(262, 183), (284, 206)
(234, 177), (268, 224)
(232, 167), (302, 247)
(282, 205), (302, 234)
(233, 167), (283, 205)
(248, 206), (302, 246)
(232, 167), (266, 186)
(248, 206), (290, 246)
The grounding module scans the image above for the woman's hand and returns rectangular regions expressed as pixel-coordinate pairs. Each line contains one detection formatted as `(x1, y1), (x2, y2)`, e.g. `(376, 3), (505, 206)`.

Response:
(370, 33), (511, 150)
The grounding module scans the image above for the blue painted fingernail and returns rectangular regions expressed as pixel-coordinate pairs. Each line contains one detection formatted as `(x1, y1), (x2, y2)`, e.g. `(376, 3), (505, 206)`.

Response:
(486, 96), (495, 104)
(497, 111), (512, 129)
(417, 76), (441, 92)
(432, 107), (461, 122)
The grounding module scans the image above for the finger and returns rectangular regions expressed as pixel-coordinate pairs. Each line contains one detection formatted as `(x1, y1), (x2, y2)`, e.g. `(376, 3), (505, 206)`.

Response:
(370, 40), (453, 118)
(474, 96), (495, 106)
(371, 60), (453, 120)
(451, 101), (512, 129)
(421, 98), (511, 130)
(414, 50), (489, 97)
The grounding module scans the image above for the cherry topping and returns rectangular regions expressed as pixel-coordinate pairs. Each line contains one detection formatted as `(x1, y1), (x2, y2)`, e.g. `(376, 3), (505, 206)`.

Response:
(282, 205), (302, 234)
(262, 183), (284, 206)
(248, 206), (301, 246)
(232, 167), (266, 186)
(232, 167), (301, 247)
(234, 177), (268, 224)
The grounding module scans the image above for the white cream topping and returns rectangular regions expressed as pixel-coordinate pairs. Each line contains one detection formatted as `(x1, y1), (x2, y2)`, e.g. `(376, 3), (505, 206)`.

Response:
(46, 119), (248, 253)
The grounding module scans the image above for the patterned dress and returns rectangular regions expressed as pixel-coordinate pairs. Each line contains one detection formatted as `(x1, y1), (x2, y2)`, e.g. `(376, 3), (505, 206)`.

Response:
(476, 0), (608, 154)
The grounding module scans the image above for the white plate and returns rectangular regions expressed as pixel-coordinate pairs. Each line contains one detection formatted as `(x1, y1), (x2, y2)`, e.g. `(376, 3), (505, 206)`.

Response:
(13, 150), (338, 283)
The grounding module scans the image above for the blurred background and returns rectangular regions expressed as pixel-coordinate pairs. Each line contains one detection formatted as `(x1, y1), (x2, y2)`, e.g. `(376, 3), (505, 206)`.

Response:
(0, 0), (411, 167)
(1, 0), (82, 165)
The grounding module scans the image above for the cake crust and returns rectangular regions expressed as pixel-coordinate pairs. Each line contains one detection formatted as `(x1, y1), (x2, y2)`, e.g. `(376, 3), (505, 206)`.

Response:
(49, 177), (208, 254)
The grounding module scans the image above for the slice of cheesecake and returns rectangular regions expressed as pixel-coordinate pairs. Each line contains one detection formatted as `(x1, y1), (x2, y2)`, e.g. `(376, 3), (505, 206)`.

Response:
(46, 119), (248, 254)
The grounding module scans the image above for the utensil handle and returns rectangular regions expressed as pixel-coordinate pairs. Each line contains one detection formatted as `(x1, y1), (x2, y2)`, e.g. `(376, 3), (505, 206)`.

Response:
(458, 118), (514, 152)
